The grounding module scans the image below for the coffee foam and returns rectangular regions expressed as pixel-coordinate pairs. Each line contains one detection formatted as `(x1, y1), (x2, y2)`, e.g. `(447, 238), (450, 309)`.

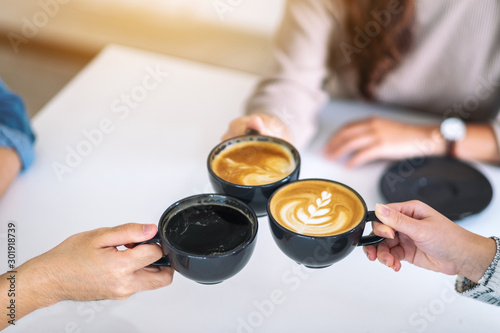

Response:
(270, 180), (365, 237)
(212, 141), (296, 186)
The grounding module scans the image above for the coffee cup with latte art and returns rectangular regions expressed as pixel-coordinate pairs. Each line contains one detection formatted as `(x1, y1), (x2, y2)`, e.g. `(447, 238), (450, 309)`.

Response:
(267, 179), (383, 268)
(208, 135), (300, 216)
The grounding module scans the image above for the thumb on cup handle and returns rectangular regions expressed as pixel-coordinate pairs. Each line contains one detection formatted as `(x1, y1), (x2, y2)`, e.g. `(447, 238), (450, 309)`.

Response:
(374, 203), (422, 238)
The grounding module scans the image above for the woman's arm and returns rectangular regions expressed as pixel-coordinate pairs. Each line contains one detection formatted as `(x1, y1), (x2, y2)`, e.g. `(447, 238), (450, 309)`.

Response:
(324, 118), (500, 167)
(455, 123), (500, 163)
(365, 201), (500, 306)
(224, 0), (339, 148)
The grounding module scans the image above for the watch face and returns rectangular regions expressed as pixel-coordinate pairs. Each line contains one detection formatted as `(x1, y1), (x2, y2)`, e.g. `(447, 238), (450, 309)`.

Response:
(441, 118), (466, 141)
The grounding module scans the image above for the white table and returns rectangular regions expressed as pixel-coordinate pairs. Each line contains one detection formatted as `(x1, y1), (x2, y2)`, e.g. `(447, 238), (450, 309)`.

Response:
(1, 44), (499, 333)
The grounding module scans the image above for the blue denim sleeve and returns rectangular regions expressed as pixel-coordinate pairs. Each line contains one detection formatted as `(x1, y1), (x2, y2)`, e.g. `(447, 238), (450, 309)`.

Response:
(0, 79), (36, 171)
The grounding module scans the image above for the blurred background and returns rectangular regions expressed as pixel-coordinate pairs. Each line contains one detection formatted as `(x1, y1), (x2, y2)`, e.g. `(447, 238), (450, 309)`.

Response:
(0, 0), (285, 117)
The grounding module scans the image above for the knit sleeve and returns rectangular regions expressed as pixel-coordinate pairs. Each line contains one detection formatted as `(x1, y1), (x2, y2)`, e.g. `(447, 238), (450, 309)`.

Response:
(0, 79), (36, 171)
(245, 0), (341, 149)
(455, 236), (500, 306)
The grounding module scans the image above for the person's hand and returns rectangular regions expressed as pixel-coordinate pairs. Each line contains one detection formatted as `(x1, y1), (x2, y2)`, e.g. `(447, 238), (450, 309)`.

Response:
(0, 147), (22, 199)
(222, 113), (291, 142)
(324, 117), (445, 167)
(18, 223), (174, 311)
(365, 201), (496, 283)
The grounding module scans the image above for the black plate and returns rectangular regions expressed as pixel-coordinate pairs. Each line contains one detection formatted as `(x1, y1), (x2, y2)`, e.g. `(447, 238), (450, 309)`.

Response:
(379, 157), (493, 221)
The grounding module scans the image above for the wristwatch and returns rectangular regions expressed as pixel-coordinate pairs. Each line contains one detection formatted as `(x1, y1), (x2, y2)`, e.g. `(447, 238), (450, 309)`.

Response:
(440, 117), (466, 158)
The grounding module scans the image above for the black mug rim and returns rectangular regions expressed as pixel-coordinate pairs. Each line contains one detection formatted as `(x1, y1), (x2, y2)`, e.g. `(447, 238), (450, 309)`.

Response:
(207, 134), (301, 189)
(158, 193), (258, 259)
(266, 178), (369, 239)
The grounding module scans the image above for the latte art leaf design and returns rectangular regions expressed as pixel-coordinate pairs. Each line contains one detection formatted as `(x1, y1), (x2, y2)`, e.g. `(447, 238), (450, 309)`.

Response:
(271, 180), (365, 237)
(275, 190), (359, 236)
(297, 191), (332, 225)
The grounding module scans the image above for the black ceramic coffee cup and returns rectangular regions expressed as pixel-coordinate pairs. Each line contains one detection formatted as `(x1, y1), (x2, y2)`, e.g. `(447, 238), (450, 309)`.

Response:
(140, 194), (258, 284)
(207, 135), (300, 216)
(267, 179), (383, 268)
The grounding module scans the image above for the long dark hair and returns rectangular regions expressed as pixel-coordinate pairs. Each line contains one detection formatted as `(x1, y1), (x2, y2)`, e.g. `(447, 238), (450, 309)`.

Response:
(336, 0), (416, 100)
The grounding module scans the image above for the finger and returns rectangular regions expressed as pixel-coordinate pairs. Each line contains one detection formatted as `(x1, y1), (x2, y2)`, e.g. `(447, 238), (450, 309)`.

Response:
(371, 221), (396, 239)
(108, 267), (174, 300)
(221, 129), (242, 141)
(221, 132), (232, 141)
(374, 203), (422, 237)
(363, 244), (377, 261)
(345, 144), (390, 167)
(375, 240), (396, 268)
(131, 266), (175, 293)
(390, 245), (406, 263)
(95, 223), (158, 248)
(122, 241), (165, 271)
(332, 118), (373, 140)
(142, 265), (162, 272)
(221, 117), (250, 141)
(392, 261), (402, 272)
(324, 122), (371, 157)
(387, 245), (406, 271)
(246, 115), (265, 133)
(324, 120), (369, 149)
(124, 237), (161, 249)
(364, 221), (395, 261)
(329, 135), (375, 161)
(364, 232), (399, 261)
(384, 200), (439, 220)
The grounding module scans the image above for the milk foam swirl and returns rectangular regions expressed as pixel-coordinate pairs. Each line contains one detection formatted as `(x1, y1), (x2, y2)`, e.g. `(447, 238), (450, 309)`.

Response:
(270, 181), (365, 237)
(212, 141), (296, 186)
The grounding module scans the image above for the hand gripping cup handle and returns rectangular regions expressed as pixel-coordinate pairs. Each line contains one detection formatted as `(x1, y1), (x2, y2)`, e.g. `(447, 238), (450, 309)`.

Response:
(358, 211), (385, 246)
(136, 233), (172, 267)
(133, 194), (259, 284)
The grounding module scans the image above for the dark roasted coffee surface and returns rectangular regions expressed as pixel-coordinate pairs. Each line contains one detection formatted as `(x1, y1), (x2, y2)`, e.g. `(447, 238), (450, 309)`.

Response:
(165, 204), (252, 255)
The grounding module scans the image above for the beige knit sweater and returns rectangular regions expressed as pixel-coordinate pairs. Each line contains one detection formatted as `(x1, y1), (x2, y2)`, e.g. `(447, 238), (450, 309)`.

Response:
(245, 0), (500, 149)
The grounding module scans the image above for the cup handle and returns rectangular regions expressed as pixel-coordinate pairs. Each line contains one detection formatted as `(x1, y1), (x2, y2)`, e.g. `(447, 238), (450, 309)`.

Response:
(357, 211), (385, 246)
(135, 232), (172, 267)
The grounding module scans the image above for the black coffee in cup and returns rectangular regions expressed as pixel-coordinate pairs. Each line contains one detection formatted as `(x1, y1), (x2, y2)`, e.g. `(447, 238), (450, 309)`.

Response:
(165, 204), (253, 256)
(140, 194), (258, 284)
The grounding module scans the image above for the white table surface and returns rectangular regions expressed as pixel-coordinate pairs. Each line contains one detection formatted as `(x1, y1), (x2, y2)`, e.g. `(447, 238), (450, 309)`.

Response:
(1, 44), (499, 333)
